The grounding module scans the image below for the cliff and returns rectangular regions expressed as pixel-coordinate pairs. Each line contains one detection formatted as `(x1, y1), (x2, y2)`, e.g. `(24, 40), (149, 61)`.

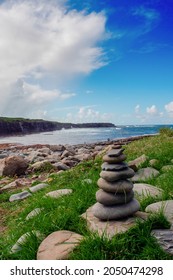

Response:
(0, 117), (115, 137)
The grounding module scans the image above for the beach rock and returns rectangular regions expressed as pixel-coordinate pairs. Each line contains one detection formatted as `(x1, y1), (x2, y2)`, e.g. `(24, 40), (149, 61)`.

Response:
(11, 231), (42, 254)
(107, 148), (124, 157)
(101, 162), (128, 171)
(96, 189), (134, 205)
(128, 154), (148, 169)
(38, 147), (51, 155)
(82, 206), (143, 239)
(50, 145), (65, 152)
(131, 167), (159, 182)
(45, 189), (73, 198)
(133, 183), (163, 198)
(37, 230), (83, 260)
(151, 229), (173, 255)
(29, 183), (49, 193)
(100, 168), (135, 182)
(97, 178), (134, 193)
(145, 200), (173, 224)
(53, 162), (70, 171)
(31, 160), (54, 171)
(26, 208), (44, 220)
(0, 156), (28, 176)
(102, 154), (127, 163)
(92, 199), (140, 220)
(9, 191), (32, 202)
(74, 153), (92, 161)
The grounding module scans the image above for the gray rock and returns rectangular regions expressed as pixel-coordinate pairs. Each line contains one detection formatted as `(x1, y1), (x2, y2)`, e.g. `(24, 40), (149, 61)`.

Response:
(132, 167), (159, 182)
(102, 154), (127, 163)
(101, 162), (128, 171)
(133, 183), (163, 198)
(128, 154), (148, 169)
(37, 230), (83, 260)
(26, 208), (44, 220)
(96, 189), (134, 205)
(0, 156), (29, 176)
(29, 183), (49, 193)
(31, 160), (53, 171)
(38, 147), (51, 154)
(45, 189), (73, 198)
(100, 168), (135, 182)
(97, 178), (134, 193)
(53, 162), (70, 171)
(92, 199), (140, 220)
(145, 200), (173, 224)
(107, 148), (124, 157)
(11, 231), (42, 254)
(151, 229), (173, 255)
(9, 191), (32, 202)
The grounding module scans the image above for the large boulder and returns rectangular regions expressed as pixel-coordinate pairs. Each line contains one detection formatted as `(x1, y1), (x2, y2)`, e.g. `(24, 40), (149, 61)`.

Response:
(0, 156), (29, 176)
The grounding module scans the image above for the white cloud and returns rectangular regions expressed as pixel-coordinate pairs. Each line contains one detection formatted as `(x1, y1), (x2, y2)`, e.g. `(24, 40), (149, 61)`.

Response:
(146, 105), (158, 115)
(0, 0), (107, 117)
(135, 104), (140, 114)
(165, 101), (173, 117)
(76, 107), (112, 122)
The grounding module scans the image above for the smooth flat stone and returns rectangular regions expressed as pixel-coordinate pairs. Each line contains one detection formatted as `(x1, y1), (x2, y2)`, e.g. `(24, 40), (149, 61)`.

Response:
(103, 154), (127, 163)
(11, 231), (42, 254)
(9, 191), (32, 202)
(96, 189), (134, 205)
(26, 208), (44, 220)
(97, 178), (133, 193)
(82, 206), (143, 238)
(100, 168), (135, 182)
(107, 148), (124, 157)
(132, 167), (159, 182)
(151, 229), (173, 255)
(145, 200), (173, 224)
(128, 154), (148, 169)
(133, 183), (163, 198)
(29, 183), (49, 193)
(37, 230), (83, 260)
(92, 199), (140, 220)
(45, 189), (72, 198)
(101, 162), (128, 171)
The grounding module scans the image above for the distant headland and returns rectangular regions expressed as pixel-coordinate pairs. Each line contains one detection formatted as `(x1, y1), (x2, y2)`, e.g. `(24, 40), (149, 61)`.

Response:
(0, 117), (116, 137)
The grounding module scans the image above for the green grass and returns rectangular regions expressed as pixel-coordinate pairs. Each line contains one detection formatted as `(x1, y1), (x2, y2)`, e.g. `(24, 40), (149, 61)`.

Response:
(0, 134), (173, 260)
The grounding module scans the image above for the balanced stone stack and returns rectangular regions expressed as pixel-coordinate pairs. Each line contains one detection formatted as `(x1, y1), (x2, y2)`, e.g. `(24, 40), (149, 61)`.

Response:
(92, 145), (140, 220)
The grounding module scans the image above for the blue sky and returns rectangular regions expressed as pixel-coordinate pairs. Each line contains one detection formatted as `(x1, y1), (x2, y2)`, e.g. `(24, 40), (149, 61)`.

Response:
(0, 0), (173, 125)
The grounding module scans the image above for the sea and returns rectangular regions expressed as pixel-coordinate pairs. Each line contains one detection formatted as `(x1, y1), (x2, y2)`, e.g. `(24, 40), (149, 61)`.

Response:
(0, 124), (172, 146)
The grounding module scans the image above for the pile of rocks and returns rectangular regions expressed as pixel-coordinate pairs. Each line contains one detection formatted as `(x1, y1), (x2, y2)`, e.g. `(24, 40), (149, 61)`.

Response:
(93, 145), (140, 220)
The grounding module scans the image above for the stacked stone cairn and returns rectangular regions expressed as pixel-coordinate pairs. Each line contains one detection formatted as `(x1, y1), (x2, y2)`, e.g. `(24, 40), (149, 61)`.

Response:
(92, 145), (140, 220)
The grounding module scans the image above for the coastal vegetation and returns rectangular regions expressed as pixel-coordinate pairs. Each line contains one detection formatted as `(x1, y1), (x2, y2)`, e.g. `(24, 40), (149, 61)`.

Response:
(0, 132), (173, 260)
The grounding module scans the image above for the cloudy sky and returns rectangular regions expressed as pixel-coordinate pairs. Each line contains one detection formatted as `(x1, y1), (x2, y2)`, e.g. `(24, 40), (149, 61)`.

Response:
(0, 0), (173, 125)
